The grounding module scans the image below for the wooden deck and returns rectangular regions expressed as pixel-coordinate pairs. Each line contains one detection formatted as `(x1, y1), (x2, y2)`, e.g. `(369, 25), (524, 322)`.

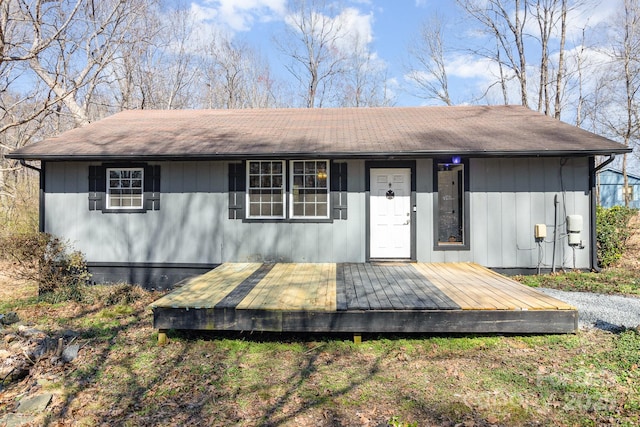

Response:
(151, 263), (577, 335)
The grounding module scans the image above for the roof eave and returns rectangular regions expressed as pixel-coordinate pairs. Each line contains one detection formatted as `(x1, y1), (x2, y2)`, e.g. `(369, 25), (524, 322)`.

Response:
(6, 147), (632, 162)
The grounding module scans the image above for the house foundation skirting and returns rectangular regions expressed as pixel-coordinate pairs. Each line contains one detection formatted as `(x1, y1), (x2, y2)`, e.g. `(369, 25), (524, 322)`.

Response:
(87, 262), (219, 290)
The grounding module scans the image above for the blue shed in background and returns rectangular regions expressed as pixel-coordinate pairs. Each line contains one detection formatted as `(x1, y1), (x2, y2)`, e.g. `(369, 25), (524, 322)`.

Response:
(598, 168), (640, 208)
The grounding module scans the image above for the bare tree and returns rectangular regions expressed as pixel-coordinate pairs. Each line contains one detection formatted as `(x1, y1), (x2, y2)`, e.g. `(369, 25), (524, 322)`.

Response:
(405, 14), (452, 105)
(592, 0), (640, 206)
(618, 0), (640, 206)
(340, 32), (394, 107)
(275, 0), (347, 108)
(117, 6), (199, 110)
(0, 0), (158, 203)
(200, 32), (282, 109)
(529, 0), (571, 118)
(531, 0), (559, 114)
(554, 0), (568, 118)
(573, 28), (589, 127)
(458, 0), (529, 107)
(22, 0), (154, 125)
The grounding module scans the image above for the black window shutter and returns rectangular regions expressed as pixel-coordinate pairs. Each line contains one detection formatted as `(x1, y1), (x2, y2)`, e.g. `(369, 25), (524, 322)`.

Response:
(88, 165), (105, 211)
(144, 165), (161, 211)
(330, 161), (348, 220)
(228, 162), (246, 219)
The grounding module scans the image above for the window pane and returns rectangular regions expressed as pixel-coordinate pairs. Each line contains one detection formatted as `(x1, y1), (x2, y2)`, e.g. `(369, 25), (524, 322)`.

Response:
(305, 175), (316, 187)
(249, 162), (259, 174)
(261, 175), (272, 188)
(261, 162), (271, 174)
(305, 162), (316, 174)
(304, 191), (316, 203)
(317, 204), (327, 217)
(250, 203), (260, 216)
(293, 203), (303, 216)
(249, 176), (260, 188)
(272, 162), (282, 174)
(293, 161), (303, 174)
(304, 204), (316, 216)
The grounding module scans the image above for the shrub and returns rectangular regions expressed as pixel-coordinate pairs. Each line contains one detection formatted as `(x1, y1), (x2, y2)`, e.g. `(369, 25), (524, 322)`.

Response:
(596, 205), (637, 268)
(2, 231), (91, 301)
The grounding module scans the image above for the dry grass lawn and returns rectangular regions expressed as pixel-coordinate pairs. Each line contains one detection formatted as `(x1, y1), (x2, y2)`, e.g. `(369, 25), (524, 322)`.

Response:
(1, 227), (639, 426)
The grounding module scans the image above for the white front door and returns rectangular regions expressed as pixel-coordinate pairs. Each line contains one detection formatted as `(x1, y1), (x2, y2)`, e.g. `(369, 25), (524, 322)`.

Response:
(370, 168), (412, 259)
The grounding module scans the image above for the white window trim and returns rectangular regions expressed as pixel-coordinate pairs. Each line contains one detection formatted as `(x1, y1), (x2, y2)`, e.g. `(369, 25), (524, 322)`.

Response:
(289, 159), (330, 219)
(246, 160), (286, 219)
(106, 167), (144, 210)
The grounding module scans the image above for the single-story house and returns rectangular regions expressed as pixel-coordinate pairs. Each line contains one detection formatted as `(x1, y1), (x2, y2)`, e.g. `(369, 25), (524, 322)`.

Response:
(8, 106), (630, 289)
(597, 167), (640, 209)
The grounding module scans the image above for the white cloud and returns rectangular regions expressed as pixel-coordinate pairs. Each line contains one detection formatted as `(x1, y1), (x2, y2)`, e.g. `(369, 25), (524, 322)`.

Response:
(446, 54), (498, 80)
(193, 0), (287, 32)
(338, 7), (375, 46)
(284, 6), (375, 55)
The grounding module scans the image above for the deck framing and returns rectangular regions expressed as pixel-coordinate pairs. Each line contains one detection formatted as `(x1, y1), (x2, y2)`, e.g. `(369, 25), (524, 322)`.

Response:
(151, 262), (577, 335)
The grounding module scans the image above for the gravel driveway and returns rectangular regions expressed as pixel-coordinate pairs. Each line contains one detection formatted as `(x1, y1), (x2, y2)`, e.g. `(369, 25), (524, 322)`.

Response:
(539, 288), (640, 332)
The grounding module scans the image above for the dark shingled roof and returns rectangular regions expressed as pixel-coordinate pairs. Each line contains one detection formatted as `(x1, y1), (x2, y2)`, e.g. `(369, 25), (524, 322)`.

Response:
(7, 105), (630, 161)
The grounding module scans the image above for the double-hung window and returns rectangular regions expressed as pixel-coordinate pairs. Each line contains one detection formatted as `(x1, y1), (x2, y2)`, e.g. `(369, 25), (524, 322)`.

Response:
(291, 160), (329, 218)
(248, 160), (285, 218)
(245, 160), (330, 220)
(89, 164), (160, 212)
(107, 167), (144, 209)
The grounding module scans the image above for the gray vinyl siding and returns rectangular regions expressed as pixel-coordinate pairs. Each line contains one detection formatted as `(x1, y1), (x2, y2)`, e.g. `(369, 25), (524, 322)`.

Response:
(414, 157), (590, 269)
(43, 156), (592, 270)
(44, 160), (367, 265)
(465, 157), (591, 269)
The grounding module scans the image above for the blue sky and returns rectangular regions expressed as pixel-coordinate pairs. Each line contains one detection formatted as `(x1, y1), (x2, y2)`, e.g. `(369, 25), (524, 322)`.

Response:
(189, 0), (620, 107)
(188, 0), (457, 106)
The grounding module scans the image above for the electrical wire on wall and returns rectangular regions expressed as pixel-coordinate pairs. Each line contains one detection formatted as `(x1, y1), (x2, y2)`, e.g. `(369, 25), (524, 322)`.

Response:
(559, 158), (569, 270)
(517, 157), (584, 273)
(537, 239), (544, 275)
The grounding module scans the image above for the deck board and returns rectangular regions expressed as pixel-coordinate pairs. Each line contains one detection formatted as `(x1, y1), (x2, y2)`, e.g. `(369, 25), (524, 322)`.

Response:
(152, 262), (577, 334)
(417, 263), (524, 310)
(237, 263), (336, 311)
(150, 263), (262, 309)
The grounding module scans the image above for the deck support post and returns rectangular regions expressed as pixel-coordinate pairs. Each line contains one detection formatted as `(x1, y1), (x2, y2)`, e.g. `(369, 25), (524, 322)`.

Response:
(158, 329), (168, 346)
(353, 333), (362, 344)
